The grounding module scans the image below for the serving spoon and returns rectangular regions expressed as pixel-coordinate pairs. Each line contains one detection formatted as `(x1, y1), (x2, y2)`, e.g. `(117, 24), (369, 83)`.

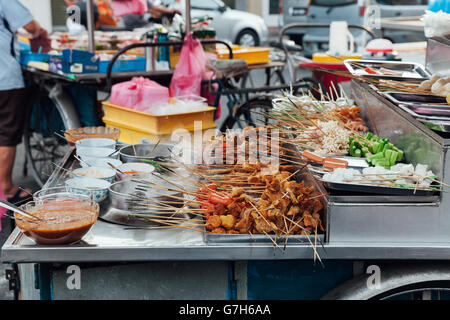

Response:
(0, 198), (43, 223)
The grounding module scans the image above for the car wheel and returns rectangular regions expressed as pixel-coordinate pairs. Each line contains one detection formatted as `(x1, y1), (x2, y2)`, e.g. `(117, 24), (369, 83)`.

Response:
(235, 29), (259, 47)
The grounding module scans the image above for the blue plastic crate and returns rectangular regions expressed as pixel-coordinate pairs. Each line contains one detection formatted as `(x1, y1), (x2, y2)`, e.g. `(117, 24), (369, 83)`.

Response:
(98, 55), (146, 73)
(62, 49), (100, 74)
(19, 50), (61, 66)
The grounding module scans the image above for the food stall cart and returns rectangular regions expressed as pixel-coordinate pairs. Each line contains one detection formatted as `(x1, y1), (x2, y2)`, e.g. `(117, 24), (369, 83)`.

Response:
(4, 38), (450, 298)
(4, 8), (450, 299)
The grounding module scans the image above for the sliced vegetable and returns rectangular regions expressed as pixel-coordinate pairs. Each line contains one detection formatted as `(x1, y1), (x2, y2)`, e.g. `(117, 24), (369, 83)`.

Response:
(349, 133), (404, 169)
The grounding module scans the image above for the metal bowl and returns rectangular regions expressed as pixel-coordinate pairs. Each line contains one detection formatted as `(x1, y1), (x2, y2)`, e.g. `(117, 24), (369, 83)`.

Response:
(119, 143), (174, 164)
(108, 177), (184, 214)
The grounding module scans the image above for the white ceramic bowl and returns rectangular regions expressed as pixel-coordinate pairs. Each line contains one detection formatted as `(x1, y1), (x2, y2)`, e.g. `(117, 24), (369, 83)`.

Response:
(73, 167), (116, 183)
(76, 138), (116, 150)
(116, 162), (155, 180)
(65, 177), (111, 202)
(79, 158), (123, 169)
(77, 147), (120, 162)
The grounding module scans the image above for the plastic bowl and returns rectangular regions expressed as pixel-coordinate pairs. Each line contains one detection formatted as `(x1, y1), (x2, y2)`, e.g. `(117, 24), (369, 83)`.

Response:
(79, 158), (123, 169)
(65, 178), (111, 202)
(116, 162), (155, 180)
(73, 167), (116, 183)
(16, 197), (99, 245)
(64, 126), (120, 146)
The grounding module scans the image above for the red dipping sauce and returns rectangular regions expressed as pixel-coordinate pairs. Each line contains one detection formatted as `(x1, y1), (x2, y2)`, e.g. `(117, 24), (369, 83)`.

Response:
(16, 200), (99, 245)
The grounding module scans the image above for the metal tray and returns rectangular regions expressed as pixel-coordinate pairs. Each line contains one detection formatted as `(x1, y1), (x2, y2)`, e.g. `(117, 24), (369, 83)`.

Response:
(406, 104), (450, 117)
(205, 164), (329, 244)
(204, 233), (325, 245)
(396, 103), (450, 122)
(344, 59), (431, 81)
(322, 180), (436, 197)
(382, 92), (447, 105)
(418, 119), (450, 133)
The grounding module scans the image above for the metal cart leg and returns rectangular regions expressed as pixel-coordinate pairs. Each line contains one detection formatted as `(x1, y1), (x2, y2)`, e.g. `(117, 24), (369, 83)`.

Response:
(36, 264), (52, 300)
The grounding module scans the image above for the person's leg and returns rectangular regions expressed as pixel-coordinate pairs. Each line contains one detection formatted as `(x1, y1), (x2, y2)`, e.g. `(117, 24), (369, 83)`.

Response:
(0, 89), (32, 201)
(0, 146), (18, 198)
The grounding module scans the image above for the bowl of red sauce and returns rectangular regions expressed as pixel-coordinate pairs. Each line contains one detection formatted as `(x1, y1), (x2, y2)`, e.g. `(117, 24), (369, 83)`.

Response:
(16, 196), (99, 245)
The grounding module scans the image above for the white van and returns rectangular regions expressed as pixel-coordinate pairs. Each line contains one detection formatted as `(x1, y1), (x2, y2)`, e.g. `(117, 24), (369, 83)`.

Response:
(281, 0), (428, 57)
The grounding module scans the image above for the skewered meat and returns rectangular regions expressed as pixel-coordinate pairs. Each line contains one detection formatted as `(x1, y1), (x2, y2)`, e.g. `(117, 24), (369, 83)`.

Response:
(206, 215), (222, 230)
(254, 217), (277, 234)
(220, 215), (236, 230)
(230, 187), (245, 198)
(197, 164), (325, 237)
(287, 206), (301, 216)
(211, 227), (226, 234)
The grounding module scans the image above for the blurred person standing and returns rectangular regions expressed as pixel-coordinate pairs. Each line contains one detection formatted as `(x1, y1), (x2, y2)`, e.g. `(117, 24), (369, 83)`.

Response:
(64, 0), (117, 28)
(112, 0), (181, 30)
(0, 0), (49, 203)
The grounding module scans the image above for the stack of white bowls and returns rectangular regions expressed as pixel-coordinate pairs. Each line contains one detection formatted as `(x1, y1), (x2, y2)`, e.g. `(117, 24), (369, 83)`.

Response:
(67, 138), (121, 202)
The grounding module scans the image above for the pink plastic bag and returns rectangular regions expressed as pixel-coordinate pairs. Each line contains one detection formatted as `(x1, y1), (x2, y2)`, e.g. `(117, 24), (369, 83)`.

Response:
(170, 33), (206, 97)
(111, 0), (148, 17)
(110, 77), (170, 111)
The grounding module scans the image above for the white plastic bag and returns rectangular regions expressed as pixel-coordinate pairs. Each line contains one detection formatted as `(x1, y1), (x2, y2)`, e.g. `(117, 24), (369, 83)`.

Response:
(423, 10), (450, 38)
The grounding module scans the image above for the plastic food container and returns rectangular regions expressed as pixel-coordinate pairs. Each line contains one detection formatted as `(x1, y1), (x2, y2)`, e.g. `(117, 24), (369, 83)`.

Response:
(216, 45), (270, 65)
(16, 196), (99, 245)
(102, 101), (216, 144)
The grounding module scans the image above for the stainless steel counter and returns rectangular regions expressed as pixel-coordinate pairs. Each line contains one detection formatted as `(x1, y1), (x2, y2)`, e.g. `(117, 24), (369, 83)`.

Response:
(6, 223), (450, 263)
(3, 80), (450, 264)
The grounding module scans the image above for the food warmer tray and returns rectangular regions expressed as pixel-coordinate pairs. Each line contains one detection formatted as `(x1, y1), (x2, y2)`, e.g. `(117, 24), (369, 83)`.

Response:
(418, 119), (450, 133)
(322, 179), (436, 197)
(404, 103), (450, 117)
(395, 103), (450, 122)
(381, 92), (447, 105)
(344, 59), (431, 81)
(204, 155), (329, 245)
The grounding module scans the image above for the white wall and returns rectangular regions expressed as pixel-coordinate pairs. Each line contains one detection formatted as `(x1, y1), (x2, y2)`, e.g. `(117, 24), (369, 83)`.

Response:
(20, 0), (53, 32)
(262, 0), (278, 27)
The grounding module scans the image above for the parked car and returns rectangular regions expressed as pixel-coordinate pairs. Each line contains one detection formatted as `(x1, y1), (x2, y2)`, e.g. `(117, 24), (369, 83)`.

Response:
(166, 0), (269, 46)
(280, 0), (428, 57)
(278, 0), (310, 44)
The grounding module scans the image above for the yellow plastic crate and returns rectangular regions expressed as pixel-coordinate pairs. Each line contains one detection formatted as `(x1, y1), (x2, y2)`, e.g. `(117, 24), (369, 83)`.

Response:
(216, 45), (271, 65)
(102, 101), (216, 144)
(312, 52), (362, 63)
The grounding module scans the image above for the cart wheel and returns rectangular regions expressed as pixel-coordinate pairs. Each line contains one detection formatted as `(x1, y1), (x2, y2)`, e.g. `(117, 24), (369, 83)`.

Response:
(220, 97), (275, 131)
(23, 93), (71, 187)
(322, 262), (450, 300)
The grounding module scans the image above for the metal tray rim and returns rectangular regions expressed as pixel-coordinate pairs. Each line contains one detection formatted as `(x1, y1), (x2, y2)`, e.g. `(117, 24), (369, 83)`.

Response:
(344, 59), (431, 81)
